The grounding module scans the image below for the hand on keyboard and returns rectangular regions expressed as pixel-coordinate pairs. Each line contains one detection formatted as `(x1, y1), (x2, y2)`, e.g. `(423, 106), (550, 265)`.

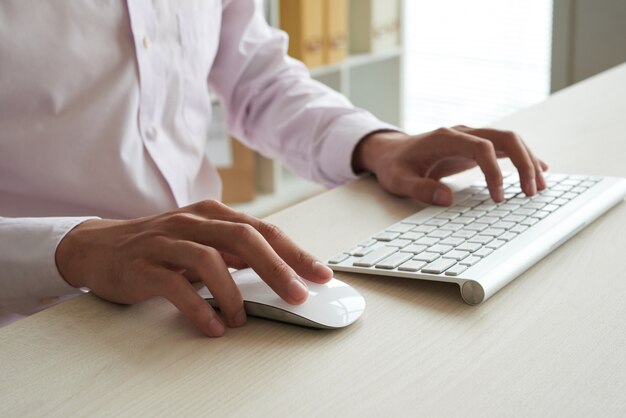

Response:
(352, 126), (549, 206)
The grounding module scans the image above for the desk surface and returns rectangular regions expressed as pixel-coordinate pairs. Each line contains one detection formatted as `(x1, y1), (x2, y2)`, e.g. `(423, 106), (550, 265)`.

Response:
(2, 64), (626, 417)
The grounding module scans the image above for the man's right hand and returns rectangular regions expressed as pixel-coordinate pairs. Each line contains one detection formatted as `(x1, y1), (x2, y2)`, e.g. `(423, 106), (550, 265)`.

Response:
(54, 200), (334, 337)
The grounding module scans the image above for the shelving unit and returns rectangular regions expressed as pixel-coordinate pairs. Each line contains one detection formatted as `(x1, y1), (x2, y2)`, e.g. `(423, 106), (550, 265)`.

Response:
(232, 0), (405, 217)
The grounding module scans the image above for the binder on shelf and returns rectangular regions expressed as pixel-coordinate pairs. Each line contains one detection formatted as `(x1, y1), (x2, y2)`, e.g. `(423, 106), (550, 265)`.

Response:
(280, 0), (325, 68)
(218, 138), (256, 204)
(349, 0), (400, 54)
(323, 0), (348, 65)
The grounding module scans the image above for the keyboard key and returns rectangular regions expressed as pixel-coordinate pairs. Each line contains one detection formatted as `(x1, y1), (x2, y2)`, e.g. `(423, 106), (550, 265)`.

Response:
(375, 252), (413, 269)
(562, 192), (578, 200)
(486, 239), (506, 249)
(415, 237), (440, 246)
(542, 204), (559, 212)
(398, 260), (427, 272)
(429, 244), (454, 254)
(452, 216), (477, 225)
(499, 232), (517, 241)
(551, 198), (569, 206)
(533, 196), (555, 203)
(387, 238), (412, 248)
(475, 216), (499, 225)
(446, 206), (471, 214)
(480, 228), (504, 237)
(352, 246), (374, 257)
(425, 218), (448, 227)
(440, 222), (464, 232)
(474, 247), (494, 257)
(510, 224), (529, 234)
(456, 242), (482, 252)
(465, 210), (488, 218)
(502, 214), (525, 223)
(421, 259), (456, 274)
(428, 229), (452, 239)
(524, 202), (545, 210)
(498, 203), (521, 211)
(413, 252), (440, 262)
(459, 256), (481, 266)
(386, 223), (415, 233)
(440, 237), (465, 246)
(353, 246), (397, 267)
(445, 264), (468, 276)
(465, 223), (488, 232)
(328, 253), (349, 264)
(521, 217), (539, 226)
(492, 221), (515, 230)
(514, 208), (536, 216)
(413, 225), (437, 234)
(374, 231), (400, 241)
(452, 230), (477, 239)
(442, 250), (470, 261)
(531, 211), (550, 219)
(400, 244), (428, 254)
(489, 209), (511, 218)
(400, 231), (424, 241)
(468, 235), (493, 244)
(435, 212), (460, 220)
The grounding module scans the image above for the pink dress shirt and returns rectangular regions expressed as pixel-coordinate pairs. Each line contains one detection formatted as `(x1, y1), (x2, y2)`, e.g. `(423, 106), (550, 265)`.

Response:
(0, 0), (394, 325)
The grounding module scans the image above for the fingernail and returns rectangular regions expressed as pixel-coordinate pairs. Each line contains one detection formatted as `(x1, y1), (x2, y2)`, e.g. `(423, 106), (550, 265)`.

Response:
(433, 188), (450, 206)
(288, 277), (308, 303)
(208, 318), (225, 337)
(233, 308), (247, 328)
(313, 260), (333, 280)
(528, 179), (537, 195)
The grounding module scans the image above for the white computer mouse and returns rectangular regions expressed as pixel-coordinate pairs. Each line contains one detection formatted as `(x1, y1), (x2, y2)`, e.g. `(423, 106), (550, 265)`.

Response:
(197, 268), (366, 329)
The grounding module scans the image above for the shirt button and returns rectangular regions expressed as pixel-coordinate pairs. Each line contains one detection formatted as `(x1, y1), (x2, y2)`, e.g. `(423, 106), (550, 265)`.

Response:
(40, 296), (59, 305)
(146, 126), (158, 140)
(143, 36), (151, 50)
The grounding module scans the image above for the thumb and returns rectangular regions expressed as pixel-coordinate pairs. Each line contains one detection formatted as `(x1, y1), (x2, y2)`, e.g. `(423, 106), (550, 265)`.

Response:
(398, 176), (453, 206)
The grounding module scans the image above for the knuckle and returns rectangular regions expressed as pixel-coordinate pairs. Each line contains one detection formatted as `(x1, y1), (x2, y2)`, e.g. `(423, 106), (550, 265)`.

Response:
(195, 199), (224, 212)
(167, 212), (200, 226)
(476, 139), (495, 155)
(434, 127), (454, 137)
(233, 222), (258, 241)
(258, 222), (284, 241)
(197, 246), (221, 266)
(269, 261), (292, 280)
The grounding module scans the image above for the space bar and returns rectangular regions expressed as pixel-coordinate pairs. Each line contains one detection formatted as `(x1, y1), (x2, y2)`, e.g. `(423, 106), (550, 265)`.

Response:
(353, 247), (397, 267)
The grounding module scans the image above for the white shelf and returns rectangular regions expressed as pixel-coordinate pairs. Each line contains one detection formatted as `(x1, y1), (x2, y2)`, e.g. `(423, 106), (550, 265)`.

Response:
(236, 0), (405, 217)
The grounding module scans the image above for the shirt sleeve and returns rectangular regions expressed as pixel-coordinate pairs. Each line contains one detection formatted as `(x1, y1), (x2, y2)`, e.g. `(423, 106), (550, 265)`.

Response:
(208, 0), (398, 188)
(0, 217), (96, 316)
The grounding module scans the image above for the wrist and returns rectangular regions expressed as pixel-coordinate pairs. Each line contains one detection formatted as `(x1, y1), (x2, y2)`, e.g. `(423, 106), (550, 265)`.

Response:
(352, 130), (410, 175)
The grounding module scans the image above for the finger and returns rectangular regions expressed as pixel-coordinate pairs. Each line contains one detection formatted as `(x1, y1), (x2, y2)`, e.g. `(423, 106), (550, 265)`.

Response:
(167, 216), (310, 305)
(540, 160), (549, 171)
(220, 252), (248, 270)
(185, 201), (333, 284)
(155, 240), (246, 328)
(422, 129), (504, 202)
(391, 174), (453, 206)
(456, 127), (537, 196)
(147, 267), (225, 337)
(522, 144), (547, 191)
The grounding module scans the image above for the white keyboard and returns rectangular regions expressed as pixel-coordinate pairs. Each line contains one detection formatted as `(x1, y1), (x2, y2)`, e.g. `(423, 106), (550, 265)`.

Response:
(327, 172), (626, 305)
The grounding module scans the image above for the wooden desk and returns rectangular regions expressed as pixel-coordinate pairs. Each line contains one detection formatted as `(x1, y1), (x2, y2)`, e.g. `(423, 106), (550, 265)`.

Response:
(2, 64), (625, 417)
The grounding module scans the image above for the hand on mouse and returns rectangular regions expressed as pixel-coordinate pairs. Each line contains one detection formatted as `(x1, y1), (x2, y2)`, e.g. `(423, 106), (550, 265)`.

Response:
(54, 200), (333, 337)
(352, 126), (549, 205)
